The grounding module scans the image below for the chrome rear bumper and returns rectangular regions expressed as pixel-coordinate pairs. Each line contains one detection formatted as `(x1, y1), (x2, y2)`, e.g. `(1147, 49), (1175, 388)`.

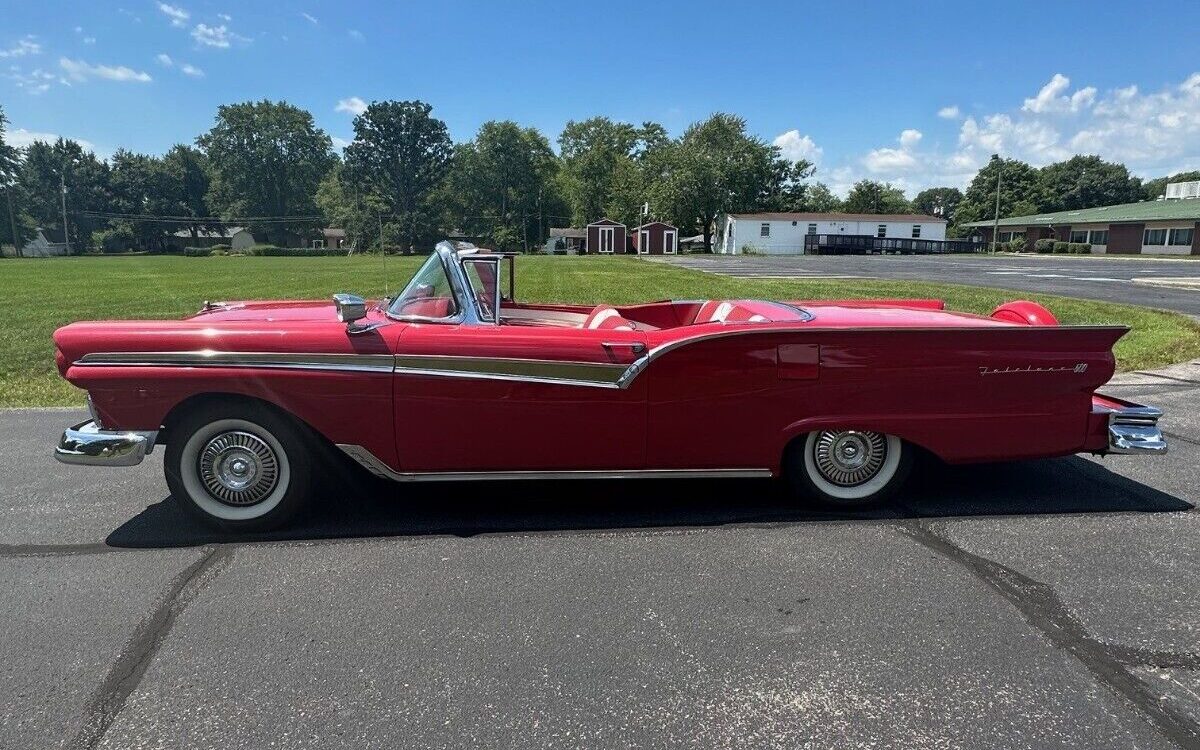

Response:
(1101, 405), (1168, 455)
(54, 420), (158, 467)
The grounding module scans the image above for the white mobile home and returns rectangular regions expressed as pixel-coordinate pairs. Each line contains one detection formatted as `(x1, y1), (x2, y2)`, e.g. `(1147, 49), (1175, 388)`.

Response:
(717, 212), (947, 255)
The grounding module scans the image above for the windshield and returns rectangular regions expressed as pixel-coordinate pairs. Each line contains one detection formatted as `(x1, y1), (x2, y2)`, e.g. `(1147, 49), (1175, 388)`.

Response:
(387, 253), (458, 320)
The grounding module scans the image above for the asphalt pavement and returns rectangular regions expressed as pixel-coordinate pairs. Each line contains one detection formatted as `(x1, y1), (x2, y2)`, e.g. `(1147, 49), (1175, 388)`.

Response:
(2, 361), (1199, 749)
(656, 254), (1200, 316)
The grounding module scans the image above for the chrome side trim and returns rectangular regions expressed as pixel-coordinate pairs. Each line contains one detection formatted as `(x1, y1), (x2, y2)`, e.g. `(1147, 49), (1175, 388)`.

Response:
(393, 354), (627, 389)
(613, 324), (1131, 390)
(55, 420), (158, 467)
(1096, 404), (1168, 455)
(75, 351), (395, 374)
(337, 444), (772, 482)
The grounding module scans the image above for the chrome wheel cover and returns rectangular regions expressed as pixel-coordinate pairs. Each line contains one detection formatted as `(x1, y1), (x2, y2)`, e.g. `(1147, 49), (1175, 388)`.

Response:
(812, 430), (888, 487)
(197, 431), (280, 506)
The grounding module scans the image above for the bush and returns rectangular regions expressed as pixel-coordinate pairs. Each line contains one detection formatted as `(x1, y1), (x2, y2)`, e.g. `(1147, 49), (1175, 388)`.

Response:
(1007, 237), (1026, 253)
(246, 244), (344, 257)
(93, 225), (137, 254)
(1068, 242), (1092, 254)
(1053, 241), (1069, 254)
(183, 246), (212, 257)
(1034, 239), (1056, 254)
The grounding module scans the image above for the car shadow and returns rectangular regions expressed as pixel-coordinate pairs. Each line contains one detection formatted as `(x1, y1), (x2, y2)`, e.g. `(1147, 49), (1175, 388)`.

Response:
(105, 456), (1193, 549)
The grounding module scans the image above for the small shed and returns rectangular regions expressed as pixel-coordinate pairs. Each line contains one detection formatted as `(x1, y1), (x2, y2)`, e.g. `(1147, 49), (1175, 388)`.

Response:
(633, 221), (678, 255)
(171, 226), (256, 251)
(586, 218), (627, 255)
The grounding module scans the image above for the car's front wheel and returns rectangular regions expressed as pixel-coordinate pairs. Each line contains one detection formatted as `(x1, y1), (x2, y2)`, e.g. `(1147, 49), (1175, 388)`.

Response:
(786, 429), (912, 507)
(165, 404), (313, 531)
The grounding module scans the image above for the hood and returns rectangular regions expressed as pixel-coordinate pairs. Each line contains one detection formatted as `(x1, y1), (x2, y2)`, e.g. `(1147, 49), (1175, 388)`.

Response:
(188, 299), (356, 323)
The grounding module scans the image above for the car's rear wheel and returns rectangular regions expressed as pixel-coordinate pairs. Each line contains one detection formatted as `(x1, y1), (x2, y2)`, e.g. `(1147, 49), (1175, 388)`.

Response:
(165, 404), (313, 531)
(786, 429), (912, 507)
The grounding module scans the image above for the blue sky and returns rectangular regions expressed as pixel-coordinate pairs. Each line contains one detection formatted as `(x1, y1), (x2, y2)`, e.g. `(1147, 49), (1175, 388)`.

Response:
(3, 0), (1200, 196)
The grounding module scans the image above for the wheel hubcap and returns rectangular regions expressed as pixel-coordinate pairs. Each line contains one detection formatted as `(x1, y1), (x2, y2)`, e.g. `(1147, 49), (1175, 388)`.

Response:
(198, 431), (279, 506)
(813, 430), (888, 486)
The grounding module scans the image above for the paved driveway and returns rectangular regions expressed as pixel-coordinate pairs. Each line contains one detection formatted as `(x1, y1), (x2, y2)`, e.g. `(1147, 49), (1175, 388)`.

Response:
(2, 365), (1199, 749)
(657, 254), (1200, 316)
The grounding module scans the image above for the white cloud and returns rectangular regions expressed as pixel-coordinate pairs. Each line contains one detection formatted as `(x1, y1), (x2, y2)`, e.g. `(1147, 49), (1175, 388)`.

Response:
(180, 62), (203, 77)
(83, 36), (96, 45)
(899, 128), (922, 148)
(348, 29), (364, 41)
(191, 23), (247, 48)
(0, 36), (41, 58)
(332, 136), (351, 150)
(1022, 73), (1095, 114)
(336, 96), (368, 115)
(6, 68), (56, 94)
(863, 147), (917, 173)
(157, 2), (190, 27)
(301, 12), (319, 25)
(60, 57), (152, 83)
(937, 105), (961, 120)
(218, 13), (232, 21)
(7, 127), (97, 153)
(156, 53), (174, 66)
(772, 129), (822, 163)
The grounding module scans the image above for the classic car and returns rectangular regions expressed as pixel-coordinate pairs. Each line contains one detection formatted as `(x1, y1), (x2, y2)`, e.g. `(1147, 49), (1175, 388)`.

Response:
(53, 240), (1167, 530)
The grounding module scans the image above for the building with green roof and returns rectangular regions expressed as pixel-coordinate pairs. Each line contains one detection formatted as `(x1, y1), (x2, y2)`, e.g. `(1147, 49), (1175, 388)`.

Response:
(961, 196), (1200, 255)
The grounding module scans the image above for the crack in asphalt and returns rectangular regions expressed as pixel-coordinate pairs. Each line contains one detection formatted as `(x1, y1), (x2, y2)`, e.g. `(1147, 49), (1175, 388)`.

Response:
(0, 543), (124, 557)
(1164, 430), (1200, 447)
(899, 519), (1200, 750)
(63, 545), (233, 750)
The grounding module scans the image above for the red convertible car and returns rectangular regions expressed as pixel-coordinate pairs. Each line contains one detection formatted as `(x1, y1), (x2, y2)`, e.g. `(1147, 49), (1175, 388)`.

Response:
(53, 241), (1166, 530)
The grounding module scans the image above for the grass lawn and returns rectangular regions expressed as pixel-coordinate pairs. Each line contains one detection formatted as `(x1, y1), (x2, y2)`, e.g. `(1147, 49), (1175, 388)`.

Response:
(3, 254), (1199, 407)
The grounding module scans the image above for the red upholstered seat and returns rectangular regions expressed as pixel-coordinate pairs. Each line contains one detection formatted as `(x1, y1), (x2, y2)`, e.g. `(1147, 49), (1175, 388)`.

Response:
(583, 305), (636, 331)
(693, 300), (772, 324)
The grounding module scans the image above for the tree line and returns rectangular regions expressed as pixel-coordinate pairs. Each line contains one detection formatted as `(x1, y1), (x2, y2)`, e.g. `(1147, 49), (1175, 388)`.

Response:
(0, 100), (1195, 255)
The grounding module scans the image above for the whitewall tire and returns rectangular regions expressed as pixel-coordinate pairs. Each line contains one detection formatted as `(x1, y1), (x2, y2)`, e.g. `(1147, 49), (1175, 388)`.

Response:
(165, 404), (313, 530)
(787, 430), (912, 507)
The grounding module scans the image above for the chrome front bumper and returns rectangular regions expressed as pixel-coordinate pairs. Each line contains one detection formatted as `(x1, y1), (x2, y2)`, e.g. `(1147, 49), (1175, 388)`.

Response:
(54, 420), (158, 467)
(1102, 405), (1168, 455)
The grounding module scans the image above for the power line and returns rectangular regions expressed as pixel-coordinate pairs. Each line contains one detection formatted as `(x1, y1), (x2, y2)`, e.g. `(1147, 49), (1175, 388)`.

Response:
(78, 210), (325, 223)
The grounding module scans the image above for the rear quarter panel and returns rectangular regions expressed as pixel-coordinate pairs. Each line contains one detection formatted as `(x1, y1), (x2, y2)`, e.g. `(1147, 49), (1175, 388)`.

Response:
(643, 326), (1123, 471)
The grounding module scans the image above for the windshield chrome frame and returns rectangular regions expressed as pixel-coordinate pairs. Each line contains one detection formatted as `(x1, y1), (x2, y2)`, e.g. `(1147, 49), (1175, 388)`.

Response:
(384, 241), (472, 325)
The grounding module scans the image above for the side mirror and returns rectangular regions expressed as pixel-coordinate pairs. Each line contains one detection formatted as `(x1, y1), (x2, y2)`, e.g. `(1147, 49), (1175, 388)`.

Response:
(333, 293), (367, 324)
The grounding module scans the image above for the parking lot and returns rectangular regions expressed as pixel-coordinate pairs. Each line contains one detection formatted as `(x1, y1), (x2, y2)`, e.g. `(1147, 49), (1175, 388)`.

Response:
(2, 361), (1198, 749)
(660, 254), (1200, 316)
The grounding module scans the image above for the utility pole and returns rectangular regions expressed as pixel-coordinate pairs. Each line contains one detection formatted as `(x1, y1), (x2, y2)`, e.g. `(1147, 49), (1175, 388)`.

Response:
(991, 166), (1002, 253)
(378, 211), (388, 298)
(60, 172), (71, 255)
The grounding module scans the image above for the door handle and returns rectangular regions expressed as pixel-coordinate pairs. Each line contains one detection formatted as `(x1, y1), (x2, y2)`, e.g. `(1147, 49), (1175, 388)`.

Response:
(602, 341), (647, 356)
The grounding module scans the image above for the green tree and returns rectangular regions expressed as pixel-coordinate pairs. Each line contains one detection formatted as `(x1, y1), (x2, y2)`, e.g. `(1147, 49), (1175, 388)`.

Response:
(19, 138), (111, 253)
(441, 121), (560, 252)
(1142, 170), (1200, 201)
(343, 100), (453, 251)
(1037, 155), (1141, 212)
(108, 149), (161, 250)
(156, 145), (213, 244)
(558, 117), (664, 226)
(843, 180), (911, 214)
(316, 162), (383, 251)
(0, 105), (27, 253)
(912, 186), (962, 225)
(785, 181), (842, 212)
(650, 113), (786, 251)
(198, 100), (336, 245)
(956, 155), (1045, 224)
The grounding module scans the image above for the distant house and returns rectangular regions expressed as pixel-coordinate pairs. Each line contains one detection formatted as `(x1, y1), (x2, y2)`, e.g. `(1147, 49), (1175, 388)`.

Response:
(585, 218), (627, 255)
(679, 234), (706, 252)
(314, 228), (347, 249)
(20, 228), (69, 257)
(545, 227), (587, 254)
(717, 212), (948, 255)
(961, 186), (1200, 255)
(170, 226), (256, 251)
(632, 221), (678, 255)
